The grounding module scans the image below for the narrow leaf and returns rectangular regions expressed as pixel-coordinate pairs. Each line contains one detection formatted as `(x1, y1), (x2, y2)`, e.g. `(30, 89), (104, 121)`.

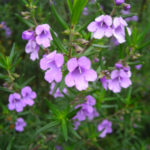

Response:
(36, 121), (59, 134)
(50, 2), (69, 29)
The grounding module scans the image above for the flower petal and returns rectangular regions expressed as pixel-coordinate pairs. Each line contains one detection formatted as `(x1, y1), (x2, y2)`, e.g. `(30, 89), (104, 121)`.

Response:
(78, 56), (91, 70)
(65, 73), (75, 87)
(84, 69), (97, 81)
(67, 58), (78, 72)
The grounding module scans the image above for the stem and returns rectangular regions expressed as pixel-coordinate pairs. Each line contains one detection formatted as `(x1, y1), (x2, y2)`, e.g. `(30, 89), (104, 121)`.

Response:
(110, 7), (116, 16)
(68, 25), (74, 58)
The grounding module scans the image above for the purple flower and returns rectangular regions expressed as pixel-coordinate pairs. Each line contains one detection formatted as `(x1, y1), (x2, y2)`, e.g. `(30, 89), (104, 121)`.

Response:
(125, 16), (138, 22)
(113, 17), (131, 43)
(74, 121), (81, 130)
(25, 39), (40, 61)
(65, 56), (97, 91)
(22, 30), (34, 40)
(40, 50), (64, 83)
(108, 64), (132, 93)
(21, 86), (36, 106)
(73, 95), (99, 130)
(49, 82), (67, 98)
(35, 24), (52, 48)
(135, 64), (142, 70)
(8, 93), (24, 112)
(0, 21), (11, 38)
(115, 0), (124, 5)
(98, 119), (112, 138)
(82, 7), (88, 16)
(121, 10), (130, 15)
(15, 118), (26, 132)
(87, 15), (113, 39)
(100, 76), (109, 90)
(124, 4), (131, 11)
(5, 27), (12, 38)
(90, 0), (96, 3)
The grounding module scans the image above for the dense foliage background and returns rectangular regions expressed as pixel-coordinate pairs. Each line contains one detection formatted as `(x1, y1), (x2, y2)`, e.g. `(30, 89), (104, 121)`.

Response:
(0, 0), (150, 149)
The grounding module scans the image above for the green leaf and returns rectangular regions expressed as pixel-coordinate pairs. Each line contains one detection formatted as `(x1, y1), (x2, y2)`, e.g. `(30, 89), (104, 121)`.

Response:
(49, 2), (69, 29)
(0, 86), (13, 93)
(137, 40), (150, 50)
(9, 43), (15, 63)
(67, 0), (73, 14)
(61, 119), (68, 141)
(71, 0), (88, 25)
(125, 27), (131, 45)
(67, 107), (81, 119)
(15, 14), (34, 27)
(6, 137), (15, 150)
(50, 29), (67, 53)
(21, 0), (28, 5)
(0, 53), (7, 69)
(45, 99), (60, 116)
(69, 124), (81, 139)
(0, 73), (9, 80)
(20, 76), (35, 88)
(36, 121), (59, 135)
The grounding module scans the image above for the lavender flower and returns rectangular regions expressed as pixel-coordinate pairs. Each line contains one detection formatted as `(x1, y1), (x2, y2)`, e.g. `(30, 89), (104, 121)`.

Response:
(98, 119), (112, 138)
(0, 21), (11, 38)
(15, 118), (26, 132)
(49, 82), (67, 98)
(87, 15), (113, 39)
(100, 76), (109, 90)
(65, 56), (97, 91)
(40, 50), (64, 83)
(108, 63), (132, 93)
(115, 0), (124, 5)
(125, 16), (138, 22)
(22, 30), (34, 40)
(21, 86), (36, 106)
(35, 24), (52, 48)
(8, 93), (24, 112)
(73, 95), (99, 130)
(135, 64), (142, 70)
(124, 3), (131, 11)
(82, 7), (88, 16)
(113, 17), (131, 43)
(25, 39), (40, 61)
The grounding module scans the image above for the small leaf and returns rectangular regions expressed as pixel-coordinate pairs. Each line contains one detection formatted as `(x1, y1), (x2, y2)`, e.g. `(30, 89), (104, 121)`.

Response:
(71, 0), (88, 25)
(50, 29), (67, 53)
(20, 76), (35, 88)
(67, 0), (73, 14)
(67, 107), (81, 119)
(15, 14), (34, 27)
(49, 2), (69, 29)
(61, 119), (68, 141)
(36, 121), (59, 135)
(69, 124), (81, 139)
(9, 43), (15, 63)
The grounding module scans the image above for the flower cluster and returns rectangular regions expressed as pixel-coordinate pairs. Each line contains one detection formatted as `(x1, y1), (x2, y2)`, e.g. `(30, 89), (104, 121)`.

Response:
(100, 62), (132, 93)
(73, 95), (99, 130)
(87, 15), (131, 43)
(121, 10), (138, 22)
(0, 21), (12, 37)
(8, 86), (36, 112)
(15, 118), (27, 132)
(40, 50), (64, 83)
(115, 0), (124, 5)
(22, 24), (53, 61)
(65, 56), (97, 91)
(97, 119), (112, 138)
(49, 82), (67, 98)
(8, 86), (36, 132)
